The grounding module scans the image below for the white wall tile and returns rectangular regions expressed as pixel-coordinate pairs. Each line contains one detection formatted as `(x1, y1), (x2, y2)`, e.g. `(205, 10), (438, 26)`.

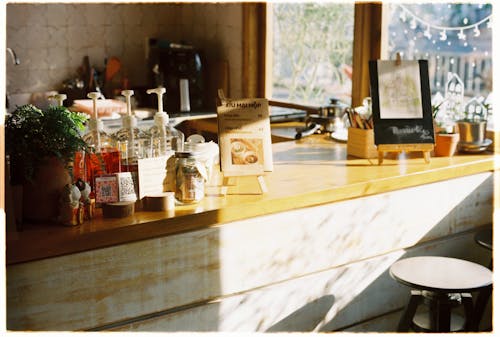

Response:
(6, 3), (243, 100)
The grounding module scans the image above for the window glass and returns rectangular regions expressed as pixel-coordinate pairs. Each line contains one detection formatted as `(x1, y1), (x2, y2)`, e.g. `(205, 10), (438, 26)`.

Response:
(384, 3), (492, 123)
(271, 3), (354, 106)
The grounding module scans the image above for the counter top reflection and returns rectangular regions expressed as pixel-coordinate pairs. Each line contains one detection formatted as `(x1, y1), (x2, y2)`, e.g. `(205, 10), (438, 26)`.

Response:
(6, 134), (496, 265)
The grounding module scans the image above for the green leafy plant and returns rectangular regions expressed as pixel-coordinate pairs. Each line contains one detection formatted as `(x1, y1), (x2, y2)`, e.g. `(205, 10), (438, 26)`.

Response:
(5, 104), (90, 183)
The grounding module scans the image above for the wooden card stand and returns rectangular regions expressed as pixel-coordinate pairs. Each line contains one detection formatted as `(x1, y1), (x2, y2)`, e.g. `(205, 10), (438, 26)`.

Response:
(222, 174), (268, 195)
(377, 143), (434, 165)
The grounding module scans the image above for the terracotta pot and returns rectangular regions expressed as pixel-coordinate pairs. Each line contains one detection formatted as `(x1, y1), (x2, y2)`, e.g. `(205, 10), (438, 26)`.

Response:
(434, 133), (460, 157)
(22, 157), (72, 223)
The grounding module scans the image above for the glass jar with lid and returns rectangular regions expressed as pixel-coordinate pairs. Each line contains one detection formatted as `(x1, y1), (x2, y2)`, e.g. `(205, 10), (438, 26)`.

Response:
(174, 151), (207, 204)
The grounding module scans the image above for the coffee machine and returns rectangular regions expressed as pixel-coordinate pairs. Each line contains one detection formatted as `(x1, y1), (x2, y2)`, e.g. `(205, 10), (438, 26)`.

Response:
(147, 39), (206, 113)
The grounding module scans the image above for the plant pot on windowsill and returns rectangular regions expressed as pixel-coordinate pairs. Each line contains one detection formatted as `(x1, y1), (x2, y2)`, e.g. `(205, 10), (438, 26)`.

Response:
(434, 132), (460, 157)
(5, 104), (89, 225)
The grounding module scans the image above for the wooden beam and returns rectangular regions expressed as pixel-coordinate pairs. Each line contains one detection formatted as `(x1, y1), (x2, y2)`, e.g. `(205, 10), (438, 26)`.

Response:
(242, 3), (267, 98)
(351, 2), (382, 107)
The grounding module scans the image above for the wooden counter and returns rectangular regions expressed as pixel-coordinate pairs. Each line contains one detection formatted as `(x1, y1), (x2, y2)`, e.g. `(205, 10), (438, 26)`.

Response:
(6, 135), (496, 265)
(7, 133), (495, 331)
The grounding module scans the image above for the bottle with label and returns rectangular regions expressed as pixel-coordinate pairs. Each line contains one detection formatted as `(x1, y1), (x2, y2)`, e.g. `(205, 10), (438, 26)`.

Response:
(75, 92), (120, 190)
(146, 87), (185, 156)
(174, 151), (207, 204)
(112, 90), (151, 172)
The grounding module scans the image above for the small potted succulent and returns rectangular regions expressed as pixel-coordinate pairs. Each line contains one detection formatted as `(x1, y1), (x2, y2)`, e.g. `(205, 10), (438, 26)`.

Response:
(5, 104), (90, 223)
(432, 101), (460, 157)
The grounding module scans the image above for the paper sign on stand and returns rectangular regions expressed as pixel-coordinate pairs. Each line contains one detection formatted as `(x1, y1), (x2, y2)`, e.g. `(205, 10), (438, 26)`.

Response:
(216, 90), (272, 194)
(137, 155), (170, 199)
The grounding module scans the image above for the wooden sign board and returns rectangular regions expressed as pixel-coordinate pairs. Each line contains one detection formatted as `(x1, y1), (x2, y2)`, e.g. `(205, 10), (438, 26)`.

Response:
(369, 59), (435, 164)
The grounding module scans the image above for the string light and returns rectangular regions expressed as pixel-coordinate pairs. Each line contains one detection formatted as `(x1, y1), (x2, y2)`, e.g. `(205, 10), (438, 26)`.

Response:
(457, 29), (466, 40)
(398, 4), (491, 35)
(410, 18), (417, 29)
(473, 25), (480, 37)
(400, 11), (407, 22)
(424, 25), (432, 39)
(439, 30), (447, 41)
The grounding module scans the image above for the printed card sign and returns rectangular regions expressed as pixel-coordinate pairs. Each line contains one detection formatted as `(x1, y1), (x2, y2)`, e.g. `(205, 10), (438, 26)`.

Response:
(369, 59), (434, 145)
(116, 172), (137, 202)
(137, 155), (170, 199)
(95, 173), (137, 203)
(95, 175), (118, 203)
(217, 98), (273, 176)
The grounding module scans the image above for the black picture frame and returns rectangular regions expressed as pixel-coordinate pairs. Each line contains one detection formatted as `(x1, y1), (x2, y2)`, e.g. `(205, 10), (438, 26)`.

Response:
(369, 59), (434, 145)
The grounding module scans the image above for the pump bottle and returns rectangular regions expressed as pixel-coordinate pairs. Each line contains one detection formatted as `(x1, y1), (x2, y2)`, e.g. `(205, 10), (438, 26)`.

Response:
(78, 92), (121, 189)
(147, 87), (185, 156)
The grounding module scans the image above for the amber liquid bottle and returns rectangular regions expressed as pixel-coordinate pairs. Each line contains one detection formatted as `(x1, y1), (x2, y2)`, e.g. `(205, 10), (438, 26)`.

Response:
(74, 92), (121, 192)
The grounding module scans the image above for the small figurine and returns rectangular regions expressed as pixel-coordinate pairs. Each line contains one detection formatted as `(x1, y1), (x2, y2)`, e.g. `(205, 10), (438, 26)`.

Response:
(58, 183), (81, 226)
(76, 179), (95, 220)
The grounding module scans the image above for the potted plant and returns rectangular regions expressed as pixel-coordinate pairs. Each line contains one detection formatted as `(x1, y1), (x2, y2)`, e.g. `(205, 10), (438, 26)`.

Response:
(5, 104), (90, 224)
(432, 101), (460, 157)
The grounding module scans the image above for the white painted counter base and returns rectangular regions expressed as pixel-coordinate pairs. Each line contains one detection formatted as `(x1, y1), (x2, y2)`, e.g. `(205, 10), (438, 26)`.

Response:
(7, 172), (493, 331)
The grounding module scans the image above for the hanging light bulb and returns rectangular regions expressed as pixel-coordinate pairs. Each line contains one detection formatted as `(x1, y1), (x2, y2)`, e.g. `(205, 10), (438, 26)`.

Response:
(457, 29), (466, 40)
(439, 30), (447, 41)
(424, 25), (432, 39)
(410, 18), (417, 29)
(473, 25), (480, 37)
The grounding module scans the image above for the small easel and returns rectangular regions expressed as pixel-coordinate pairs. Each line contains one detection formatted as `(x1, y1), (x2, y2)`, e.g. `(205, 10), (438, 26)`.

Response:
(376, 53), (434, 165)
(377, 143), (434, 165)
(222, 173), (268, 195)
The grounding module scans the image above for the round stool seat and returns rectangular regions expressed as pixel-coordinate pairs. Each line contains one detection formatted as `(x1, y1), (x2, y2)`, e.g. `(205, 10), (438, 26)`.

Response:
(390, 256), (492, 293)
(475, 228), (493, 250)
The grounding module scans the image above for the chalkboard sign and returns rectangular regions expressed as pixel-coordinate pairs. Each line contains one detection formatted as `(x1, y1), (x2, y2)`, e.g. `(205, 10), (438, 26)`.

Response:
(369, 59), (434, 145)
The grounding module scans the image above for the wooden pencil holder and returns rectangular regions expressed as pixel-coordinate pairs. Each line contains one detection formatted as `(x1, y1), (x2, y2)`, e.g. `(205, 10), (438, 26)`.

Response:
(347, 127), (378, 159)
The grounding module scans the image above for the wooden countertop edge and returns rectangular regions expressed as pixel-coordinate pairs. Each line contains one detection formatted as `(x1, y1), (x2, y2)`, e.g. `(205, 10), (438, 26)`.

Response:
(6, 157), (495, 266)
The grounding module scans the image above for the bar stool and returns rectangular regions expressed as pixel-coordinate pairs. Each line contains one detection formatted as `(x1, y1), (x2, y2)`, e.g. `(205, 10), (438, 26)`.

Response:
(473, 227), (493, 331)
(390, 256), (492, 332)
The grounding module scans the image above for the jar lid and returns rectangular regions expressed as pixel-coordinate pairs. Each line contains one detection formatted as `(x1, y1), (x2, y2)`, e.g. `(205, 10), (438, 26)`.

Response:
(175, 151), (200, 158)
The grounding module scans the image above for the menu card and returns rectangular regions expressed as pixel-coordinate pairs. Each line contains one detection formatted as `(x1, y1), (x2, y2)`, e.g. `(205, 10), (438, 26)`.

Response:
(217, 98), (273, 176)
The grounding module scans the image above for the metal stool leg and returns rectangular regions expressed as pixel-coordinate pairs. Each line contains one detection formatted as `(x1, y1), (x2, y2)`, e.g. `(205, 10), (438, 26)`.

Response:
(472, 285), (492, 331)
(397, 290), (422, 332)
(459, 293), (473, 331)
(431, 293), (452, 332)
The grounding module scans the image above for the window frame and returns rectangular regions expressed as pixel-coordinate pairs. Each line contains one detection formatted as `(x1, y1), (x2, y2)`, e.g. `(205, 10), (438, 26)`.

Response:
(243, 2), (383, 106)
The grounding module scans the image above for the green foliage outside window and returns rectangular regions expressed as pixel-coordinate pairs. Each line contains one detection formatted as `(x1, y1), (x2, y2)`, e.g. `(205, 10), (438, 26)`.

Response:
(272, 3), (354, 105)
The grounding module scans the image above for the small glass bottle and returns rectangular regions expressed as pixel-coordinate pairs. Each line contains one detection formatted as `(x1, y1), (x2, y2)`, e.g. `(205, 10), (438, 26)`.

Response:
(147, 87), (185, 156)
(174, 151), (206, 204)
(76, 92), (121, 190)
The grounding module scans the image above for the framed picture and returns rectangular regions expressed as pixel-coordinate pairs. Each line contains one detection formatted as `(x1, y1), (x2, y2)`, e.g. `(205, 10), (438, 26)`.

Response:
(369, 59), (434, 145)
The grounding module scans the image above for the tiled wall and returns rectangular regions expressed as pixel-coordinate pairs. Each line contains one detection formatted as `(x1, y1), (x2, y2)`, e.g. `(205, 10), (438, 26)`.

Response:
(6, 3), (243, 99)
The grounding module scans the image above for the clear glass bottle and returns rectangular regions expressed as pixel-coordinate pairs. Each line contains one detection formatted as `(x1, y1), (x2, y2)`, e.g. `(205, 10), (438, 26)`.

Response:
(74, 92), (120, 191)
(112, 90), (151, 172)
(174, 151), (206, 204)
(147, 87), (185, 156)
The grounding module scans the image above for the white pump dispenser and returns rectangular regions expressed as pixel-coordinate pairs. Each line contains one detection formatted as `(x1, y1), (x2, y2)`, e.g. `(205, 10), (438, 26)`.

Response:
(52, 93), (67, 107)
(113, 90), (150, 171)
(86, 92), (105, 149)
(147, 87), (185, 156)
(147, 87), (169, 131)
